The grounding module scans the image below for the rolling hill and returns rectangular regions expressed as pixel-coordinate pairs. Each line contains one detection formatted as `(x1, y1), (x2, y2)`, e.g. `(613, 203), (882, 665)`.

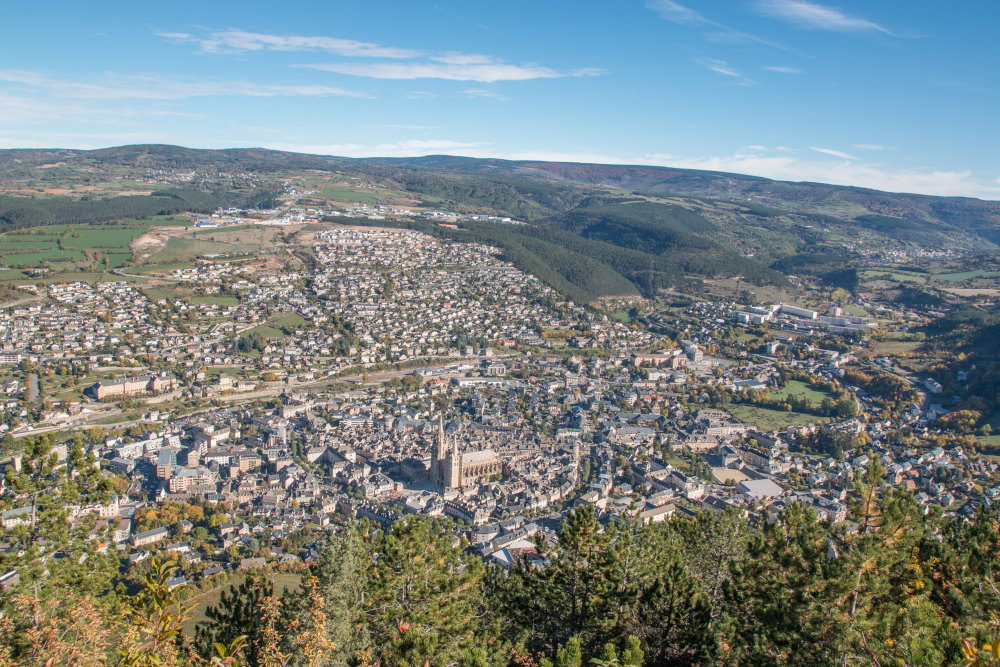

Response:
(1, 144), (998, 302)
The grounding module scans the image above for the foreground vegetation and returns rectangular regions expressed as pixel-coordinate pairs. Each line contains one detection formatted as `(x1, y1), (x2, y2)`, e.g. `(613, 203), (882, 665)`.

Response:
(3, 434), (1000, 667)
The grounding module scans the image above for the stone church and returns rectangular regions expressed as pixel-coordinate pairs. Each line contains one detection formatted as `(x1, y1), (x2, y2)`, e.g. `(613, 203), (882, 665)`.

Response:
(432, 418), (501, 490)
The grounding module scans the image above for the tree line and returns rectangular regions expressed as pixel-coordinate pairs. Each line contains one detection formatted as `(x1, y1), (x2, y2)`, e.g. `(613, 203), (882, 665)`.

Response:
(0, 190), (216, 232)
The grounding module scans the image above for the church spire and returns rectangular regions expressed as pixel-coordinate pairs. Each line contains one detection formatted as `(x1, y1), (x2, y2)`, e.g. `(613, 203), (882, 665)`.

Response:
(436, 415), (448, 463)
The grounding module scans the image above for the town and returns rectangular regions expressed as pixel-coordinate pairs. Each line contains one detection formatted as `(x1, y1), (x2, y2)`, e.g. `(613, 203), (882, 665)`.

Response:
(1, 219), (996, 597)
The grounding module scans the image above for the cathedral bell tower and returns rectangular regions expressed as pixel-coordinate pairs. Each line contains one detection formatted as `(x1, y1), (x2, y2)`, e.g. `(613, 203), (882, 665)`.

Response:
(446, 431), (462, 489)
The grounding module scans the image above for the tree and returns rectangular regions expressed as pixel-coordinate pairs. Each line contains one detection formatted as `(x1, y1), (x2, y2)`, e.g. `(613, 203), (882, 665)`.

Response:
(498, 505), (626, 658)
(627, 521), (711, 666)
(1, 434), (120, 607)
(364, 517), (485, 667)
(833, 458), (958, 665)
(836, 396), (859, 419)
(281, 525), (369, 665)
(723, 502), (846, 666)
(679, 509), (748, 630)
(118, 557), (197, 667)
(194, 571), (275, 667)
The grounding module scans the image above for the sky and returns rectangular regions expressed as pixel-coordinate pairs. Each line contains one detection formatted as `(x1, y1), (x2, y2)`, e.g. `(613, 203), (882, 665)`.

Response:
(2, 0), (998, 198)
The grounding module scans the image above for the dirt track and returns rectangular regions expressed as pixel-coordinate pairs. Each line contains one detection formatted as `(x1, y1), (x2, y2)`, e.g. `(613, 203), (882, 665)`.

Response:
(129, 231), (169, 263)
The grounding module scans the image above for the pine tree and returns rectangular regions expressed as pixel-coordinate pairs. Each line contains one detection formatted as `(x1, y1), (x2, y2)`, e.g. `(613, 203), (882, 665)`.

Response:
(281, 525), (370, 665)
(929, 506), (1000, 641)
(363, 517), (485, 667)
(629, 522), (711, 666)
(674, 508), (748, 630)
(723, 501), (846, 667)
(1, 434), (120, 610)
(194, 571), (275, 667)
(554, 636), (581, 667)
(833, 457), (959, 665)
(500, 505), (625, 659)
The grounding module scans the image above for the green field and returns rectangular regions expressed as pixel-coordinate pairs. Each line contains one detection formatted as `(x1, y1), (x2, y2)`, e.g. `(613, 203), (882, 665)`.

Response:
(273, 312), (307, 327)
(146, 238), (261, 264)
(874, 340), (924, 355)
(726, 405), (823, 431)
(841, 304), (869, 316)
(769, 379), (833, 404)
(320, 185), (395, 204)
(245, 325), (286, 338)
(861, 270), (928, 284)
(189, 296), (240, 306)
(978, 435), (1000, 447)
(2, 251), (85, 266)
(0, 217), (193, 270)
(933, 270), (1000, 282)
(142, 287), (181, 301)
(206, 367), (244, 378)
(1, 271), (148, 287)
(61, 227), (147, 248)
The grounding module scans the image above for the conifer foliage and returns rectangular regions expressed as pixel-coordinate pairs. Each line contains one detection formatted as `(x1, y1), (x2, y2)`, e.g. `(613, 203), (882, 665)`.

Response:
(3, 500), (1000, 666)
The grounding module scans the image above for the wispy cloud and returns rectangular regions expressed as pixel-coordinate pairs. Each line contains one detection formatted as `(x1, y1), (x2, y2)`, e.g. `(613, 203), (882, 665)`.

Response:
(630, 151), (999, 198)
(762, 65), (803, 74)
(233, 125), (288, 134)
(432, 53), (497, 65)
(0, 130), (168, 150)
(0, 69), (369, 100)
(645, 0), (788, 49)
(644, 0), (706, 25)
(854, 144), (884, 150)
(297, 61), (594, 83)
(259, 139), (486, 158)
(160, 29), (602, 83)
(755, 0), (894, 34)
(692, 59), (757, 85)
(811, 146), (860, 160)
(158, 29), (421, 58)
(463, 88), (507, 100)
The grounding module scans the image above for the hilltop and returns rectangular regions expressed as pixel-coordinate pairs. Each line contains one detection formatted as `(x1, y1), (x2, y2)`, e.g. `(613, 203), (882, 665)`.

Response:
(1, 144), (998, 302)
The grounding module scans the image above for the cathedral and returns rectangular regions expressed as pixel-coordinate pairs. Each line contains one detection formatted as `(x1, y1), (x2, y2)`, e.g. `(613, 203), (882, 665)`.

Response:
(432, 418), (501, 490)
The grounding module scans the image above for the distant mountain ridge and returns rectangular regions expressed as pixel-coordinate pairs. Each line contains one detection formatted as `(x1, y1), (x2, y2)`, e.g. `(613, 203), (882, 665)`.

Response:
(1, 144), (998, 302)
(374, 154), (1000, 240)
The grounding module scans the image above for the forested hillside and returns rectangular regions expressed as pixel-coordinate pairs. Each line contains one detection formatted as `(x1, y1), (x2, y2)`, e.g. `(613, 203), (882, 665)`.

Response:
(1, 144), (999, 301)
(0, 189), (221, 232)
(330, 215), (788, 302)
(377, 155), (1000, 249)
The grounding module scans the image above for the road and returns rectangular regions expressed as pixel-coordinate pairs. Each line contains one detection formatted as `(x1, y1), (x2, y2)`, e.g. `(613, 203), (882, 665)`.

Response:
(10, 355), (505, 438)
(209, 356), (486, 403)
(27, 373), (39, 403)
(0, 295), (46, 309)
(11, 406), (123, 439)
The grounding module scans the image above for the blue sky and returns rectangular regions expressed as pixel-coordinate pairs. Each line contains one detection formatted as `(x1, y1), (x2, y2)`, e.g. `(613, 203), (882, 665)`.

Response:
(2, 0), (997, 198)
